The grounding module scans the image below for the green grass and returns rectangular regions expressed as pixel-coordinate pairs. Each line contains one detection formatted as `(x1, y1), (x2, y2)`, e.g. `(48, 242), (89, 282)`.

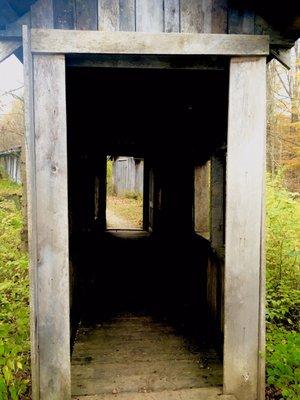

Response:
(0, 179), (30, 400)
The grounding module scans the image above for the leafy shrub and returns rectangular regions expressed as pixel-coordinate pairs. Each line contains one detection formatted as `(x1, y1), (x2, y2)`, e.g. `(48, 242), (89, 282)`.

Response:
(266, 172), (300, 400)
(266, 172), (300, 331)
(266, 328), (300, 400)
(0, 179), (30, 399)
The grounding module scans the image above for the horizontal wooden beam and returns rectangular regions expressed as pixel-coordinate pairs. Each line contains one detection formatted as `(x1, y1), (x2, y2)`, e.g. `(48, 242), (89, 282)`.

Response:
(31, 29), (269, 56)
(0, 39), (21, 62)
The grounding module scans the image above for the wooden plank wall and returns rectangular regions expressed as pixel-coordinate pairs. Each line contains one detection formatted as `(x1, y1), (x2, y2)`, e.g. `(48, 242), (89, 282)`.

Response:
(28, 0), (259, 35)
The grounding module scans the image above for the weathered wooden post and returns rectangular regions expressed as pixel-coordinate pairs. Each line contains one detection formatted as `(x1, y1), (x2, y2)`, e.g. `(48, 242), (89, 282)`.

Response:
(224, 56), (266, 400)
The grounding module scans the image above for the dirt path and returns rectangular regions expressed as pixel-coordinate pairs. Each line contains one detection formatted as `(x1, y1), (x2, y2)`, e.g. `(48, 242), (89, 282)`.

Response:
(106, 208), (137, 229)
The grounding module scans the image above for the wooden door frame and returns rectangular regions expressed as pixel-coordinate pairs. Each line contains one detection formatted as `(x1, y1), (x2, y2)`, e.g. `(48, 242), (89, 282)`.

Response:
(23, 26), (267, 400)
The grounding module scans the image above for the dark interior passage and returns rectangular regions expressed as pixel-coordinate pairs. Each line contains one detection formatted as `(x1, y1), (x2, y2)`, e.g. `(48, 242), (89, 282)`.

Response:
(66, 62), (228, 398)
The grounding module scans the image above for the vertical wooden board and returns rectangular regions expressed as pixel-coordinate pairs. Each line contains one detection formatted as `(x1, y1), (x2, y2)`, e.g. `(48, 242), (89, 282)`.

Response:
(180, 0), (212, 33)
(75, 0), (98, 30)
(53, 0), (75, 29)
(211, 0), (227, 33)
(164, 0), (180, 33)
(119, 0), (135, 31)
(194, 161), (210, 240)
(98, 0), (119, 31)
(22, 25), (39, 400)
(136, 0), (164, 32)
(210, 154), (224, 249)
(33, 53), (71, 399)
(31, 0), (54, 28)
(228, 8), (254, 34)
(224, 56), (266, 400)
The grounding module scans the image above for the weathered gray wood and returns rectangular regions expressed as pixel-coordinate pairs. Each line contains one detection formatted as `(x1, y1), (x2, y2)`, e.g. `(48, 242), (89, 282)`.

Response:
(53, 0), (75, 29)
(71, 314), (222, 396)
(136, 0), (164, 32)
(181, 0), (212, 33)
(210, 154), (224, 249)
(22, 25), (39, 400)
(98, 0), (119, 31)
(31, 29), (269, 55)
(224, 56), (266, 400)
(33, 53), (70, 399)
(119, 0), (135, 31)
(211, 0), (227, 33)
(31, 0), (54, 28)
(72, 387), (230, 400)
(75, 0), (98, 30)
(0, 39), (21, 62)
(164, 0), (180, 33)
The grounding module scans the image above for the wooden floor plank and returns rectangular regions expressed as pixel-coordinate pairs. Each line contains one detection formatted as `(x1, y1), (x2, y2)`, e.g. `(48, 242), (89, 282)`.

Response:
(71, 313), (222, 397)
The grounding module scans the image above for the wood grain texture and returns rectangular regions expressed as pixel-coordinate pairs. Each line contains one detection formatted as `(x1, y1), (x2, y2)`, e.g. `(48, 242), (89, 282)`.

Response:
(181, 0), (212, 33)
(98, 0), (119, 31)
(136, 0), (164, 32)
(53, 0), (75, 29)
(119, 0), (135, 31)
(224, 56), (266, 400)
(31, 29), (269, 55)
(72, 388), (233, 400)
(71, 313), (222, 396)
(164, 0), (180, 33)
(210, 154), (224, 249)
(31, 0), (54, 28)
(33, 53), (71, 399)
(75, 0), (98, 30)
(22, 25), (39, 400)
(211, 0), (227, 33)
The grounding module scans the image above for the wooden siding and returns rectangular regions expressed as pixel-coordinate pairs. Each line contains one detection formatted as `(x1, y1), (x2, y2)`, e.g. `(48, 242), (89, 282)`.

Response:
(113, 157), (144, 196)
(0, 148), (21, 183)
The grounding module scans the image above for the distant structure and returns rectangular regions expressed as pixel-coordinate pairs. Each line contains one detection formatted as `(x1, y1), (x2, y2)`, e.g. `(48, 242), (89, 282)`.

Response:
(0, 146), (21, 184)
(112, 156), (143, 195)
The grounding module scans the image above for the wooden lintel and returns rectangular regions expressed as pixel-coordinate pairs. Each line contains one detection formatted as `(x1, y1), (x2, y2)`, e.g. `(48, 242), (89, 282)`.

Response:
(30, 29), (269, 56)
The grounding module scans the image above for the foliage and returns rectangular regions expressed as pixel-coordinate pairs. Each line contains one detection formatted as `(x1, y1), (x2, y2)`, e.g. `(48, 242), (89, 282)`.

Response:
(266, 172), (300, 330)
(266, 172), (300, 400)
(266, 328), (300, 400)
(0, 179), (30, 399)
(106, 158), (114, 195)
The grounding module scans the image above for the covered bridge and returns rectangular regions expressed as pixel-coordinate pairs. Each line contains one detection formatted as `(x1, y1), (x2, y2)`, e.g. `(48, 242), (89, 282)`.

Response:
(0, 1), (299, 400)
